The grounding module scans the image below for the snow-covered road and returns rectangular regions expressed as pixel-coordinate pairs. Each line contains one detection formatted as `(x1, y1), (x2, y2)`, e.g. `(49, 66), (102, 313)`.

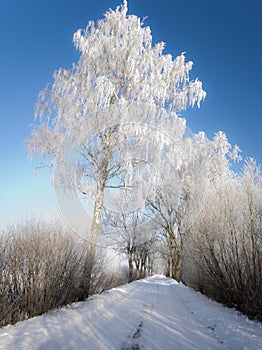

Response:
(0, 276), (261, 350)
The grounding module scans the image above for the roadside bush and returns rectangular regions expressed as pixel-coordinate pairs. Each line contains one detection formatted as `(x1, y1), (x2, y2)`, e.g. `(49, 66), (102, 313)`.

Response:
(0, 219), (97, 327)
(184, 160), (262, 321)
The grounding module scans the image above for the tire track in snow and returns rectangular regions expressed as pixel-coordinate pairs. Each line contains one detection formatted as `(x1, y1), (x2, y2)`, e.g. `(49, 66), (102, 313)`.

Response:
(130, 276), (224, 350)
(121, 321), (143, 350)
(121, 283), (156, 350)
(121, 278), (163, 350)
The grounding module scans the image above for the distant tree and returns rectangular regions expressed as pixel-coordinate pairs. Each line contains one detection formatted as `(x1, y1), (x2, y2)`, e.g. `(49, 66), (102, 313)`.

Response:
(104, 193), (158, 283)
(28, 1), (206, 292)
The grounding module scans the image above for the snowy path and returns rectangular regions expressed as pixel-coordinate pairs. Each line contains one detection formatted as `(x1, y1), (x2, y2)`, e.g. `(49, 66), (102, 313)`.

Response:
(0, 276), (262, 350)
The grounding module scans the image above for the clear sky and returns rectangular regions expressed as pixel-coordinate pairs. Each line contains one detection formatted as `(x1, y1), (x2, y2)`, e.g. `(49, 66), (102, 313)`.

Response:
(0, 0), (261, 226)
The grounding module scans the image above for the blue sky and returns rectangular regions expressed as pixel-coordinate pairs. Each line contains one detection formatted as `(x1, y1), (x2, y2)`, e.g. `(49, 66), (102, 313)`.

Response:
(0, 0), (261, 226)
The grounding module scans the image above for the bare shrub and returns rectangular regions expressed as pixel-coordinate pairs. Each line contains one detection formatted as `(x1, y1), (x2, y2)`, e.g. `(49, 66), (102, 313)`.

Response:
(0, 219), (95, 327)
(186, 159), (262, 321)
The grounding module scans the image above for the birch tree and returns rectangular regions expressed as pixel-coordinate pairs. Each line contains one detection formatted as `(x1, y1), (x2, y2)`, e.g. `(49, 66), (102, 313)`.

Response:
(28, 1), (206, 270)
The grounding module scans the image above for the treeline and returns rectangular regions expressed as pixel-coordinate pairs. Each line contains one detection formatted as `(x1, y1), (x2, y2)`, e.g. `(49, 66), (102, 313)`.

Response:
(0, 220), (127, 328)
(183, 159), (262, 321)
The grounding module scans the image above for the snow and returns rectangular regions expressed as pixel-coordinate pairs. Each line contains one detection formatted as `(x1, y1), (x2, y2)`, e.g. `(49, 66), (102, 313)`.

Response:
(0, 275), (261, 350)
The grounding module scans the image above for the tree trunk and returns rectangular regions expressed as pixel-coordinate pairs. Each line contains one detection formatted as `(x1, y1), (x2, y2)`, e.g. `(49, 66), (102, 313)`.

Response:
(128, 250), (133, 283)
(85, 182), (105, 296)
(166, 255), (171, 277)
(177, 229), (184, 282)
(167, 228), (182, 281)
(135, 259), (140, 280)
(90, 186), (105, 249)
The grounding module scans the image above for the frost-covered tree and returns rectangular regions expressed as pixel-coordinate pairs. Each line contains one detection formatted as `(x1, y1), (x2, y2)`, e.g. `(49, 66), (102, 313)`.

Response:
(147, 130), (241, 281)
(28, 1), (206, 266)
